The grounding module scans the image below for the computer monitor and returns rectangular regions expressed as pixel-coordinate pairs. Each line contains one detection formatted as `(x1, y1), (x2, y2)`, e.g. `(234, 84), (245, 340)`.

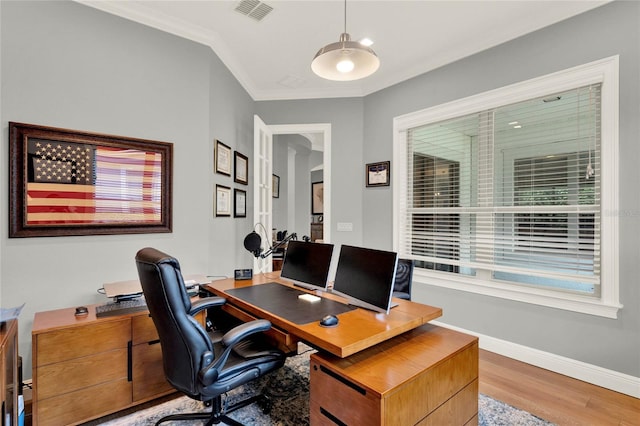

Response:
(279, 240), (334, 292)
(331, 245), (399, 314)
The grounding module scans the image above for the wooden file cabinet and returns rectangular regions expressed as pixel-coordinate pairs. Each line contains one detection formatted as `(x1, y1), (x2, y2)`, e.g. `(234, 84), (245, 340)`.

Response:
(310, 324), (479, 426)
(32, 304), (204, 426)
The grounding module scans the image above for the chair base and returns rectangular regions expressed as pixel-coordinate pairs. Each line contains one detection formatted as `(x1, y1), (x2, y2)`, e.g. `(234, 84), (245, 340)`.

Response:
(155, 393), (270, 426)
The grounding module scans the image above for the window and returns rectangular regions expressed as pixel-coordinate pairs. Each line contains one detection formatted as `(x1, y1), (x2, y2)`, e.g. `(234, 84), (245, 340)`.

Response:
(393, 57), (620, 318)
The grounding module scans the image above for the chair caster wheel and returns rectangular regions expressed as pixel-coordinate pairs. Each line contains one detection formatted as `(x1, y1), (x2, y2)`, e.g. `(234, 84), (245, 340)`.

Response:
(258, 396), (272, 414)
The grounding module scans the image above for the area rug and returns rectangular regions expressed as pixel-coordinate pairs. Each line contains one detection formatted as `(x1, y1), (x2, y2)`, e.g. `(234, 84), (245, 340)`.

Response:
(89, 346), (553, 426)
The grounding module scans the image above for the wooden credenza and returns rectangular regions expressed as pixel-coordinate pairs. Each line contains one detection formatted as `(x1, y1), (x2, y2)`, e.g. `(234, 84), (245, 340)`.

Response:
(31, 304), (205, 426)
(310, 324), (479, 425)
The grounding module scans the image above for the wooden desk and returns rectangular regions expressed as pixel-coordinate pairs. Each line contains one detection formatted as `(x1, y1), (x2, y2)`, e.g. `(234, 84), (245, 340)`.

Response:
(204, 273), (442, 358)
(311, 324), (479, 425)
(31, 302), (205, 426)
(206, 275), (478, 425)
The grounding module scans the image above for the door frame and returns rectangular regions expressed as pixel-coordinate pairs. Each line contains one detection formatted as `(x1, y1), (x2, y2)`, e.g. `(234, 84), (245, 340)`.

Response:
(253, 118), (332, 272)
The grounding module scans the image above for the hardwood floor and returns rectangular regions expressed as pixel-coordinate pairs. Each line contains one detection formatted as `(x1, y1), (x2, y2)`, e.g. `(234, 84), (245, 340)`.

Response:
(479, 349), (640, 425)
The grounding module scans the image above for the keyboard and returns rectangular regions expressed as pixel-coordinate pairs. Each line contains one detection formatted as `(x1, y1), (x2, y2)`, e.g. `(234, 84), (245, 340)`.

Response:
(96, 298), (148, 318)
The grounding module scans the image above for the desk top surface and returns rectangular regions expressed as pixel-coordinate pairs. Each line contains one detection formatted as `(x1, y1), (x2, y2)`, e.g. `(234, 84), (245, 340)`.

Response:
(204, 273), (442, 357)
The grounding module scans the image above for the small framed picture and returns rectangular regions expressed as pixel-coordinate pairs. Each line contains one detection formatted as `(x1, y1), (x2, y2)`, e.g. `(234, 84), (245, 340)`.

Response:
(366, 161), (391, 187)
(215, 140), (231, 176)
(312, 181), (324, 214)
(215, 184), (231, 217)
(234, 151), (249, 185)
(234, 188), (247, 218)
(272, 174), (280, 198)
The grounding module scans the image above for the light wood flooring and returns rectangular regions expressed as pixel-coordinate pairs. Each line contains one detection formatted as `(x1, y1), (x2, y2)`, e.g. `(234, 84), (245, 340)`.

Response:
(479, 349), (640, 425)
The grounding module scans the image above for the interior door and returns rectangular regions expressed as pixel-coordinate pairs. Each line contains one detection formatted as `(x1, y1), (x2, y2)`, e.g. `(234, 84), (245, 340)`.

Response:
(253, 115), (273, 273)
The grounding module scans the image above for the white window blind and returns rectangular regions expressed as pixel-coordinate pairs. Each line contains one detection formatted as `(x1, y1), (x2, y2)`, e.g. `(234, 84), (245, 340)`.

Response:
(401, 84), (601, 296)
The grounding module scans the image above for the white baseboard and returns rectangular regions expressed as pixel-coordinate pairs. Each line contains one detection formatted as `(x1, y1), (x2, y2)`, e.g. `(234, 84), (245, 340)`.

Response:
(432, 320), (640, 399)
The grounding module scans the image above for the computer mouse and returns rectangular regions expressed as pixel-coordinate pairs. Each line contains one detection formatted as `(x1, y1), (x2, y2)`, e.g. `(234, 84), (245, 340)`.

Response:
(74, 306), (88, 316)
(320, 314), (338, 327)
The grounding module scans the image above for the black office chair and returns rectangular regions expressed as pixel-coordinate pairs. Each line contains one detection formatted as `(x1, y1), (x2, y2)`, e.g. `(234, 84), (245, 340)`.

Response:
(393, 258), (414, 300)
(135, 247), (286, 426)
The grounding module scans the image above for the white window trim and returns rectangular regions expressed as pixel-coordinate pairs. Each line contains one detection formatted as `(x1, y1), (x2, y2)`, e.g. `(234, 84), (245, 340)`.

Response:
(393, 56), (621, 319)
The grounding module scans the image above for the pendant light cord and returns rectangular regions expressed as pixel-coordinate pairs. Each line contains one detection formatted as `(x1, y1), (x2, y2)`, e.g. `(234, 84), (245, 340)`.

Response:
(344, 0), (347, 34)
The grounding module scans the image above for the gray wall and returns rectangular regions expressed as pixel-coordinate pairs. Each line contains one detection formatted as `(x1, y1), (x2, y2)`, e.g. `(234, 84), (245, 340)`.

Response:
(1, 0), (637, 383)
(0, 1), (255, 377)
(361, 1), (639, 376)
(208, 49), (256, 275)
(260, 2), (640, 378)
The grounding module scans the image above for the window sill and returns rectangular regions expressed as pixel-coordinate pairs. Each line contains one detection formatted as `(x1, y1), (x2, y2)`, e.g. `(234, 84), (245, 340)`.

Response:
(413, 269), (622, 319)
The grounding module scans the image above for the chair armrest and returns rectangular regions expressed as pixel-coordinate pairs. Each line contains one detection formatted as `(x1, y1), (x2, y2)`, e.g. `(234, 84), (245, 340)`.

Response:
(200, 319), (273, 384)
(198, 351), (218, 386)
(189, 297), (226, 316)
(221, 319), (271, 348)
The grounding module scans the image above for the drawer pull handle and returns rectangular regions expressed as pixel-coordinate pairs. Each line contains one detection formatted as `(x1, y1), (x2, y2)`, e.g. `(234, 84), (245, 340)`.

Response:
(319, 365), (366, 395)
(320, 407), (347, 426)
(148, 339), (161, 345)
(127, 341), (133, 382)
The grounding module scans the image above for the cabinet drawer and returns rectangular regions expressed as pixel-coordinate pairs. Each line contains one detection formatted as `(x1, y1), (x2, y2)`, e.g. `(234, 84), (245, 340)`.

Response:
(382, 341), (478, 425)
(36, 348), (128, 400)
(35, 319), (130, 366)
(132, 313), (158, 345)
(36, 378), (131, 426)
(132, 310), (205, 345)
(132, 340), (173, 402)
(416, 379), (478, 426)
(310, 357), (380, 425)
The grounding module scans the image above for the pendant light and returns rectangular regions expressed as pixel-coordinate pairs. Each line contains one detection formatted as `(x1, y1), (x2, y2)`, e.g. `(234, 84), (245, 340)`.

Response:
(311, 0), (379, 81)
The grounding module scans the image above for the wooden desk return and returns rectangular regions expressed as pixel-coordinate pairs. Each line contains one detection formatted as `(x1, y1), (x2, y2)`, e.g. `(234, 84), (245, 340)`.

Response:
(204, 274), (479, 425)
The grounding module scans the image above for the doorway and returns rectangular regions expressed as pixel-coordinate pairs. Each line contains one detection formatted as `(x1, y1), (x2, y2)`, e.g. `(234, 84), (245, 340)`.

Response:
(253, 117), (331, 272)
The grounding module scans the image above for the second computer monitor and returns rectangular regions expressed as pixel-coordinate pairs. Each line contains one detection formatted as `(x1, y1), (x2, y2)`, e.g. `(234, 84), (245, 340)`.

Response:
(332, 245), (399, 314)
(280, 240), (334, 292)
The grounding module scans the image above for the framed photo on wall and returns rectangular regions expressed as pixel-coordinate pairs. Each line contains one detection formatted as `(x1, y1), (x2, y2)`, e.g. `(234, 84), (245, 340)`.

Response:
(215, 140), (231, 176)
(234, 151), (248, 185)
(234, 188), (247, 217)
(366, 161), (391, 187)
(312, 181), (324, 214)
(215, 184), (231, 217)
(272, 174), (280, 198)
(8, 121), (173, 237)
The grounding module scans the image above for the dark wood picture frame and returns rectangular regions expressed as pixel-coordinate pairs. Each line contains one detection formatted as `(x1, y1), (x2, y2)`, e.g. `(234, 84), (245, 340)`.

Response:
(234, 151), (248, 185)
(215, 184), (232, 217)
(215, 140), (231, 176)
(312, 181), (324, 215)
(272, 174), (280, 198)
(234, 188), (247, 218)
(8, 122), (173, 238)
(366, 161), (391, 187)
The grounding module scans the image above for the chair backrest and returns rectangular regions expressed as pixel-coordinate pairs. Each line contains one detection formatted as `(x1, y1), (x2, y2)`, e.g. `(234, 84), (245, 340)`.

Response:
(393, 258), (414, 300)
(135, 247), (213, 398)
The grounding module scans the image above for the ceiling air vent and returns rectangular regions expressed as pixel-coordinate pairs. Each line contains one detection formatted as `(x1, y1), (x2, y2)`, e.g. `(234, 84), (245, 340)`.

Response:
(235, 0), (273, 22)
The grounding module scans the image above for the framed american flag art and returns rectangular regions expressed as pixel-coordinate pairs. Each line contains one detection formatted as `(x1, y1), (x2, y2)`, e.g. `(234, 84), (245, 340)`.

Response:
(8, 122), (173, 237)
